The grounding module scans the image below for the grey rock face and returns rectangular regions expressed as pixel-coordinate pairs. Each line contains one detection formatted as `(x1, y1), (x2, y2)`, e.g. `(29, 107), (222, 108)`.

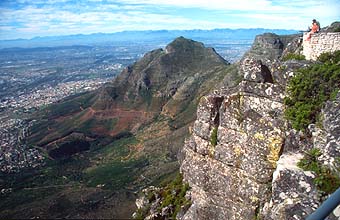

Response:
(179, 33), (290, 220)
(240, 33), (310, 88)
(261, 152), (320, 220)
(241, 57), (273, 83)
(321, 92), (340, 168)
(271, 59), (313, 87)
(262, 92), (340, 220)
(180, 64), (287, 219)
(281, 35), (303, 58)
(249, 33), (284, 60)
(243, 33), (295, 66)
(178, 33), (340, 220)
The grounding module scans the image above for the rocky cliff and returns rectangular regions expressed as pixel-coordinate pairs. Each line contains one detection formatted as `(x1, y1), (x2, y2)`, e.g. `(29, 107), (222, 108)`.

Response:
(178, 33), (340, 220)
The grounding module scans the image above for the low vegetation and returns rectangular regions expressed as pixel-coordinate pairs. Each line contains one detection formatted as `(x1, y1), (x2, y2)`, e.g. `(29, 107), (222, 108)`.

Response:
(160, 173), (191, 217)
(297, 148), (340, 194)
(284, 50), (340, 131)
(134, 173), (191, 219)
(210, 127), (218, 147)
(281, 53), (305, 61)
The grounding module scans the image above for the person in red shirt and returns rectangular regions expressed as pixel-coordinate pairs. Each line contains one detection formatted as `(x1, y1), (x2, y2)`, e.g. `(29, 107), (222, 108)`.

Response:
(306, 19), (320, 41)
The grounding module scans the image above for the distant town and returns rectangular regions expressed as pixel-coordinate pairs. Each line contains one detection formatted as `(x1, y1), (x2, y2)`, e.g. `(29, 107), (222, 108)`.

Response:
(0, 46), (125, 173)
(0, 118), (43, 174)
(1, 79), (110, 111)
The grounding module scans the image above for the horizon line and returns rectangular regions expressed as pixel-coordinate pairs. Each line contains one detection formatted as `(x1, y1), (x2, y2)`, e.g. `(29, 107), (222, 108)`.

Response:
(0, 27), (301, 41)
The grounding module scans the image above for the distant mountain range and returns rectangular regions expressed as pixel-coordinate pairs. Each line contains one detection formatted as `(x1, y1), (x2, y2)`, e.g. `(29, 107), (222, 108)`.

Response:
(0, 28), (298, 49)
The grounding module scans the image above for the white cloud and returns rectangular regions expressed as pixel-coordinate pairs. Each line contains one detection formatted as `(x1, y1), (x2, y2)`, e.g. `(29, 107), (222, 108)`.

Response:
(0, 0), (339, 39)
(113, 0), (339, 26)
(0, 25), (15, 31)
(114, 0), (274, 11)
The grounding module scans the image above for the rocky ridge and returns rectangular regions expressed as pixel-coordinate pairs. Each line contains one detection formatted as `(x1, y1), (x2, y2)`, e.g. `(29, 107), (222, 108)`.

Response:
(178, 33), (340, 220)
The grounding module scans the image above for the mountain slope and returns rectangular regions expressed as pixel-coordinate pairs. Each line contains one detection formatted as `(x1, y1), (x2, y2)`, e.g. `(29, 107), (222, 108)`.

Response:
(27, 37), (231, 150)
(1, 37), (240, 219)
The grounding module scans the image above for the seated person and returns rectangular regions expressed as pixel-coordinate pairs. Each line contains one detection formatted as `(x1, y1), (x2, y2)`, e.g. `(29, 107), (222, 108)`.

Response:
(306, 19), (320, 41)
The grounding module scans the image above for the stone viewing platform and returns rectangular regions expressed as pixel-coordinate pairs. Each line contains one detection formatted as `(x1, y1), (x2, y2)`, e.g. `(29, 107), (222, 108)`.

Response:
(303, 32), (340, 60)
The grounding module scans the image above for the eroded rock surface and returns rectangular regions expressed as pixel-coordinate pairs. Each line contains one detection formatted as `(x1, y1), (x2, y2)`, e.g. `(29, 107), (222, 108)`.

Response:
(262, 93), (340, 220)
(179, 35), (292, 218)
(179, 33), (340, 220)
(134, 33), (339, 220)
(180, 69), (287, 220)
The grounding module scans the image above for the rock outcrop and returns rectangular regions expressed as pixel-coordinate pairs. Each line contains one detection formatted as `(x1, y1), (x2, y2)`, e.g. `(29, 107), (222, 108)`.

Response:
(262, 92), (340, 220)
(179, 33), (340, 220)
(180, 47), (288, 219)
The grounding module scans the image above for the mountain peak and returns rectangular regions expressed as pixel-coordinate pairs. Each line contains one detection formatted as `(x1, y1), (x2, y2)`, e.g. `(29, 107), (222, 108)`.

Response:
(165, 36), (205, 54)
(92, 36), (230, 118)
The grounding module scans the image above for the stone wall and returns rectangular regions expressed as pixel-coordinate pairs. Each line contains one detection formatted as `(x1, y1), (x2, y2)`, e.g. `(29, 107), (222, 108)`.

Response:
(303, 32), (340, 60)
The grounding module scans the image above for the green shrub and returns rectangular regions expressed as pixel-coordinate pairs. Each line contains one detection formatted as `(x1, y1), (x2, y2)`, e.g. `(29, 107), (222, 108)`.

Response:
(282, 53), (306, 61)
(297, 148), (322, 173)
(134, 173), (191, 219)
(317, 51), (340, 63)
(134, 204), (150, 220)
(210, 127), (218, 147)
(284, 50), (340, 131)
(298, 148), (340, 194)
(160, 173), (191, 219)
(314, 167), (340, 194)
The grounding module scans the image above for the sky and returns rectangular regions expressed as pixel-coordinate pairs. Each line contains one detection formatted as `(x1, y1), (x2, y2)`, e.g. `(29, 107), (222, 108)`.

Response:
(0, 0), (339, 40)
